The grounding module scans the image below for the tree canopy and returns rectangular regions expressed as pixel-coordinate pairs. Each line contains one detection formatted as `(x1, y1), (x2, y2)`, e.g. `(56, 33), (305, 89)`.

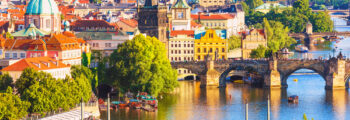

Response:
(228, 36), (241, 50)
(0, 87), (30, 120)
(0, 73), (13, 92)
(109, 35), (178, 96)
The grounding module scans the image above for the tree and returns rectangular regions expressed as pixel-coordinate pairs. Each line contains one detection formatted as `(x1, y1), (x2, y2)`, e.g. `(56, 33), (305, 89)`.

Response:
(250, 45), (267, 58)
(15, 68), (45, 95)
(0, 87), (30, 120)
(293, 0), (310, 12)
(309, 11), (333, 32)
(263, 18), (296, 52)
(109, 35), (178, 96)
(82, 52), (91, 67)
(228, 36), (241, 50)
(0, 73), (13, 92)
(245, 0), (264, 9)
(71, 65), (96, 92)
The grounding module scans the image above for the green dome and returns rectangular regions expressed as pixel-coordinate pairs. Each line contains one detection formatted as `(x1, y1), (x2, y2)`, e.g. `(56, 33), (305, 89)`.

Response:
(25, 0), (60, 15)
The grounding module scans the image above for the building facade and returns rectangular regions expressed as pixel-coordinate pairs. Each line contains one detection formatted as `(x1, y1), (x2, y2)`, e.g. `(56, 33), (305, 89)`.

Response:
(198, 0), (228, 7)
(241, 29), (267, 59)
(191, 13), (238, 38)
(170, 0), (191, 31)
(195, 29), (228, 61)
(169, 30), (195, 62)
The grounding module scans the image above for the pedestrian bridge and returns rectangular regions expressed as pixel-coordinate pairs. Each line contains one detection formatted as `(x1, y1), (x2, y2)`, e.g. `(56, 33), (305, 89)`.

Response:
(171, 54), (350, 89)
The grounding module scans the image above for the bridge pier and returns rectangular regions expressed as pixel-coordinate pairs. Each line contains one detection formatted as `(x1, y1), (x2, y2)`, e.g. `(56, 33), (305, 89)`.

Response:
(325, 58), (346, 89)
(200, 58), (220, 87)
(264, 59), (281, 88)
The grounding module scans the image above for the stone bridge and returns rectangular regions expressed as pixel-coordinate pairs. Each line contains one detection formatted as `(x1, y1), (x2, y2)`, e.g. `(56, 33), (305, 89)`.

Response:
(313, 9), (349, 18)
(171, 55), (350, 89)
(289, 32), (350, 49)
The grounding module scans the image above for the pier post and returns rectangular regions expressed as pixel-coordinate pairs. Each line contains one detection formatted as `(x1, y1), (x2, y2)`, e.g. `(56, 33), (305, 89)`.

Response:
(267, 95), (270, 120)
(107, 93), (111, 120)
(81, 98), (84, 120)
(245, 100), (248, 120)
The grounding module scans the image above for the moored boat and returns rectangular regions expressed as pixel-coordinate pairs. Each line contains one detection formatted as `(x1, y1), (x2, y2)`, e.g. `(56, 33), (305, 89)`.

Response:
(295, 44), (309, 53)
(288, 95), (299, 103)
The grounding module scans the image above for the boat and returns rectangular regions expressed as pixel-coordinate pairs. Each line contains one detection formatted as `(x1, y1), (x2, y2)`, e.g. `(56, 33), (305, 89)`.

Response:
(111, 101), (120, 105)
(295, 44), (309, 53)
(278, 48), (294, 54)
(288, 95), (299, 103)
(234, 80), (244, 84)
(141, 104), (156, 112)
(293, 79), (298, 82)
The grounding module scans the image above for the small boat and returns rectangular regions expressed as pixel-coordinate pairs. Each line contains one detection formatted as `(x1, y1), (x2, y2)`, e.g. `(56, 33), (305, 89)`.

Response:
(111, 101), (120, 105)
(119, 103), (128, 108)
(141, 105), (156, 112)
(234, 80), (244, 84)
(295, 44), (309, 53)
(288, 95), (299, 103)
(278, 48), (294, 54)
(293, 79), (298, 82)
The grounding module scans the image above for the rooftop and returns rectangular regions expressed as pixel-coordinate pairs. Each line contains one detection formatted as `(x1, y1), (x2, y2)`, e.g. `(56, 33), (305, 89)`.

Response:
(191, 13), (235, 20)
(2, 57), (69, 71)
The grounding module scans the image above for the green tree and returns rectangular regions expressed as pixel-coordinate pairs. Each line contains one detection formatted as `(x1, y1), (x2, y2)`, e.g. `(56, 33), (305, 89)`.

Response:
(245, 0), (264, 9)
(293, 0), (310, 12)
(241, 2), (250, 15)
(0, 73), (13, 92)
(82, 52), (92, 67)
(0, 87), (30, 120)
(263, 18), (296, 52)
(309, 11), (333, 32)
(15, 68), (45, 95)
(228, 36), (241, 50)
(250, 45), (267, 58)
(109, 35), (178, 96)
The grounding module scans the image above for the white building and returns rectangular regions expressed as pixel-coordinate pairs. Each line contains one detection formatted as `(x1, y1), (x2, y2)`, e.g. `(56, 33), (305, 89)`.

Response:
(1, 57), (71, 81)
(169, 30), (195, 62)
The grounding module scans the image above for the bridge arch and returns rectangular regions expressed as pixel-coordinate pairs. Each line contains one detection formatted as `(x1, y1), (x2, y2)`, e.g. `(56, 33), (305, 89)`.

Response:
(280, 67), (327, 87)
(176, 67), (198, 80)
(219, 63), (265, 87)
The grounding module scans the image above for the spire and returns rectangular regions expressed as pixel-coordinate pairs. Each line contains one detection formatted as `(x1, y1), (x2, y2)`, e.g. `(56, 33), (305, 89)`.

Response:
(173, 0), (190, 8)
(144, 0), (158, 6)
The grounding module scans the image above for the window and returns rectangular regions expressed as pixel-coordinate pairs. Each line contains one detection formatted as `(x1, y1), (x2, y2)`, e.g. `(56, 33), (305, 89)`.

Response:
(191, 50), (194, 53)
(179, 44), (181, 47)
(20, 53), (25, 58)
(197, 48), (200, 52)
(175, 44), (177, 47)
(184, 50), (186, 54)
(179, 57), (181, 61)
(5, 53), (9, 59)
(13, 53), (17, 58)
(222, 48), (225, 52)
(171, 50), (173, 54)
(105, 43), (111, 47)
(191, 44), (194, 47)
(216, 48), (219, 52)
(197, 55), (200, 60)
(179, 50), (181, 54)
(171, 44), (173, 47)
(46, 19), (50, 28)
(171, 57), (173, 61)
(175, 50), (177, 54)
(188, 44), (190, 47)
(204, 48), (207, 53)
(210, 48), (212, 53)
(177, 12), (184, 19)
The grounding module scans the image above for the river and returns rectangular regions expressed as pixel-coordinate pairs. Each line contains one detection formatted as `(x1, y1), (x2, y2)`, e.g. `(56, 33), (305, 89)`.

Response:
(100, 18), (350, 120)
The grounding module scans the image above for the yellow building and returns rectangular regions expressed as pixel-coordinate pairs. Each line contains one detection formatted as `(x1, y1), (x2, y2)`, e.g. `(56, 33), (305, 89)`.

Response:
(242, 29), (267, 59)
(195, 29), (228, 61)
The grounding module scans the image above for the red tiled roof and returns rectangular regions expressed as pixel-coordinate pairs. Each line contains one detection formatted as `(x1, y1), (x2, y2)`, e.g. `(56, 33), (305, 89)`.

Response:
(2, 57), (69, 71)
(191, 14), (235, 20)
(191, 21), (201, 28)
(71, 20), (116, 28)
(0, 21), (8, 27)
(170, 30), (194, 37)
(45, 33), (81, 51)
(120, 19), (138, 28)
(3, 39), (35, 50)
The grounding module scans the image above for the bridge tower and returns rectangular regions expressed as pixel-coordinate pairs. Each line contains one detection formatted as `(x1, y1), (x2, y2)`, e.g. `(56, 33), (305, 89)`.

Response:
(264, 56), (281, 88)
(325, 54), (346, 89)
(347, 2), (350, 26)
(200, 54), (220, 87)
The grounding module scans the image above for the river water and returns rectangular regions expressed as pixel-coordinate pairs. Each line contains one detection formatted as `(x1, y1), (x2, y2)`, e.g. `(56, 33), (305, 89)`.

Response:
(100, 18), (350, 120)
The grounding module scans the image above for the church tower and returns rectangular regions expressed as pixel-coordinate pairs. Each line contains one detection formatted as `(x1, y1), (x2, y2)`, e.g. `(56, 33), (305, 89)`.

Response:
(25, 0), (61, 33)
(138, 0), (168, 47)
(171, 0), (191, 30)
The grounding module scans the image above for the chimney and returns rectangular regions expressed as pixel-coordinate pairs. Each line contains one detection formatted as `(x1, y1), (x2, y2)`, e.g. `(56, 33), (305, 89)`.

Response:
(198, 12), (201, 23)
